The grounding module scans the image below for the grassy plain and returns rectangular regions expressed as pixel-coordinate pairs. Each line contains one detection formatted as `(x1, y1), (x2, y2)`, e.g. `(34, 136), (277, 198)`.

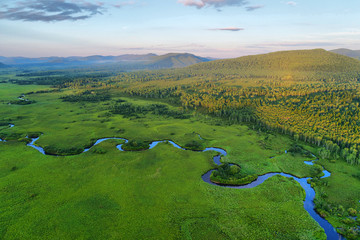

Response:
(0, 79), (358, 239)
(0, 139), (325, 239)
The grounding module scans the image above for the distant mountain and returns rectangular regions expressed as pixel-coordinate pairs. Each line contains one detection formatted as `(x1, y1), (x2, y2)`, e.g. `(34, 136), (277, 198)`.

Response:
(186, 49), (360, 75)
(330, 48), (360, 60)
(0, 53), (211, 70)
(0, 62), (8, 68)
(146, 53), (211, 69)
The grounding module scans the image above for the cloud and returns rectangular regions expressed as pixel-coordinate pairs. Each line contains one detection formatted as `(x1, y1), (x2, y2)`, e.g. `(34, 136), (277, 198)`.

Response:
(286, 1), (297, 6)
(329, 31), (360, 37)
(210, 27), (244, 31)
(245, 5), (263, 11)
(247, 41), (340, 48)
(0, 0), (105, 22)
(178, 0), (248, 9)
(113, 1), (136, 8)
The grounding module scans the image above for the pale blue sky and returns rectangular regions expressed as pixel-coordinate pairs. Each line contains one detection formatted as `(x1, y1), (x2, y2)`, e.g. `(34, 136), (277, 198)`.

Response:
(0, 0), (359, 58)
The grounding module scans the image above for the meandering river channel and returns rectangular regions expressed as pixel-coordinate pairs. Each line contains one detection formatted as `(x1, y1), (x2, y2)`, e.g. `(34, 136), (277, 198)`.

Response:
(1, 130), (345, 239)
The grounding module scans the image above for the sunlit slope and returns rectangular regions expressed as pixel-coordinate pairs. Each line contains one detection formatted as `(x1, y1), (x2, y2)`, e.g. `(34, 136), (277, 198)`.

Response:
(185, 49), (360, 76)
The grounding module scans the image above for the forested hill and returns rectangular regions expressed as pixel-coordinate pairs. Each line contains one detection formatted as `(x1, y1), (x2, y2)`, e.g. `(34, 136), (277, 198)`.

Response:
(184, 49), (360, 77)
(146, 53), (210, 69)
(186, 49), (360, 73)
(330, 48), (360, 60)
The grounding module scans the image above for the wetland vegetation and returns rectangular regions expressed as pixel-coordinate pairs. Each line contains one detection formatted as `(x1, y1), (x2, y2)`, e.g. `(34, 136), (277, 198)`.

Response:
(0, 49), (360, 239)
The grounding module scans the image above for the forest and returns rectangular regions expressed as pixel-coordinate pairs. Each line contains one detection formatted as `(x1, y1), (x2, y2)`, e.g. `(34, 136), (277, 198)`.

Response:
(106, 49), (360, 166)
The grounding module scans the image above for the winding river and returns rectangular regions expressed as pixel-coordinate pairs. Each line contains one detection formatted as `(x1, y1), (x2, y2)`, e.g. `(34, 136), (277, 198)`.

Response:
(1, 130), (345, 239)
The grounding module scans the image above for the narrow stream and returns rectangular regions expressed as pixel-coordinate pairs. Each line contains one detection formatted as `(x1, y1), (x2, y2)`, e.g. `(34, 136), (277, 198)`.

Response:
(2, 131), (345, 239)
(0, 124), (15, 142)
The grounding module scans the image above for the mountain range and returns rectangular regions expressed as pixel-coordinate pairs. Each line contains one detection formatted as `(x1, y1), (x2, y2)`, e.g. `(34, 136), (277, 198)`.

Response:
(0, 53), (211, 70)
(1, 49), (359, 71)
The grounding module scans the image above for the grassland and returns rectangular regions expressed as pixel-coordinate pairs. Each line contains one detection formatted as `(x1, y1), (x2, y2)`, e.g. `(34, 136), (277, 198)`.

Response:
(0, 81), (328, 239)
(0, 139), (325, 240)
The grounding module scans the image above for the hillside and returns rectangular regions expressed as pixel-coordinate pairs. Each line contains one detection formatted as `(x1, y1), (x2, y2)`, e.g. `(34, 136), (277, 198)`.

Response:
(186, 49), (360, 75)
(0, 62), (7, 68)
(330, 48), (360, 60)
(146, 53), (210, 69)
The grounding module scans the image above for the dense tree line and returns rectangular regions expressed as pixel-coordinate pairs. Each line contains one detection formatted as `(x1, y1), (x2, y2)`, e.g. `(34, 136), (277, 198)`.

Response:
(110, 103), (189, 119)
(61, 90), (111, 102)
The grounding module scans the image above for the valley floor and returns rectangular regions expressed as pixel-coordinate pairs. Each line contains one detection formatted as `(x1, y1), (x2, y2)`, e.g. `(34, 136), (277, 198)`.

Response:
(0, 82), (359, 239)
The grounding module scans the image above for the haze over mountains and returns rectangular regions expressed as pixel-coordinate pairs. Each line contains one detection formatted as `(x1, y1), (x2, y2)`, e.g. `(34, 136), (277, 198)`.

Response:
(0, 53), (211, 70)
(330, 48), (360, 60)
(1, 49), (359, 72)
(0, 62), (8, 68)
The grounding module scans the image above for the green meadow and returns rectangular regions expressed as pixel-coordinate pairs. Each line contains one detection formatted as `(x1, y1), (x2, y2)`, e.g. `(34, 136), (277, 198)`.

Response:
(0, 79), (359, 239)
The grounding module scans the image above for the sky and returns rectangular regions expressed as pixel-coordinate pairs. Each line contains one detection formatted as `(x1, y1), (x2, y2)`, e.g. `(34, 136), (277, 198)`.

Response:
(0, 0), (359, 58)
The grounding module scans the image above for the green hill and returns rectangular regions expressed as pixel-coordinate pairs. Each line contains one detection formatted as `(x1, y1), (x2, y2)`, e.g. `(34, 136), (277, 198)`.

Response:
(147, 53), (210, 69)
(330, 48), (360, 60)
(186, 49), (360, 75)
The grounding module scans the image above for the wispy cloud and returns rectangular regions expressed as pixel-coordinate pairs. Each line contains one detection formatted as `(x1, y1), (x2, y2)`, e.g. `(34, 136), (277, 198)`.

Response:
(0, 0), (105, 22)
(325, 31), (360, 37)
(178, 0), (248, 9)
(245, 5), (264, 11)
(112, 1), (136, 8)
(247, 41), (340, 49)
(209, 27), (244, 31)
(286, 1), (297, 6)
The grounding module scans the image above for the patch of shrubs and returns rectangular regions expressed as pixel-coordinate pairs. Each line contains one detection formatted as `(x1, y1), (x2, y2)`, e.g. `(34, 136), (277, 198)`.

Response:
(0, 132), (22, 141)
(8, 100), (36, 105)
(121, 140), (150, 151)
(184, 140), (204, 151)
(310, 164), (324, 177)
(0, 122), (10, 126)
(61, 90), (111, 102)
(11, 166), (18, 171)
(43, 146), (83, 156)
(27, 132), (42, 138)
(26, 89), (61, 95)
(210, 163), (258, 186)
(93, 147), (107, 154)
(110, 103), (189, 119)
(288, 143), (312, 157)
(18, 137), (32, 144)
(352, 172), (360, 181)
